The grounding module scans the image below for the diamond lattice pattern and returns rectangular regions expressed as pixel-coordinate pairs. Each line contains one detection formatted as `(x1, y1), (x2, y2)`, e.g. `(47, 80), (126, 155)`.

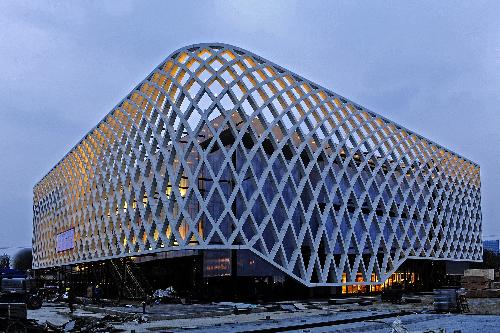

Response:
(33, 43), (482, 286)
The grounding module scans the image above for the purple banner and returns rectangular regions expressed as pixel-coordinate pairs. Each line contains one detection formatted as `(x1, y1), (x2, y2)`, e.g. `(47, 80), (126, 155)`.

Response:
(56, 228), (74, 252)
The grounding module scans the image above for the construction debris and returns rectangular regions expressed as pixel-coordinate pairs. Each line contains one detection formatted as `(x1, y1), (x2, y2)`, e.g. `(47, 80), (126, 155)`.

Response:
(293, 303), (307, 310)
(216, 302), (256, 314)
(278, 304), (296, 312)
(458, 267), (500, 299)
(44, 313), (149, 333)
(465, 289), (500, 298)
(457, 292), (469, 313)
(22, 295), (500, 332)
(0, 302), (27, 319)
(464, 268), (495, 281)
(390, 317), (408, 333)
(152, 287), (181, 304)
(461, 275), (491, 290)
(0, 303), (46, 333)
(61, 317), (115, 332)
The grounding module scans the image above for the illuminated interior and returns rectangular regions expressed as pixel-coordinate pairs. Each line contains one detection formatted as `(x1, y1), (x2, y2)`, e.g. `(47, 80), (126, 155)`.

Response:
(32, 43), (482, 288)
(341, 271), (418, 294)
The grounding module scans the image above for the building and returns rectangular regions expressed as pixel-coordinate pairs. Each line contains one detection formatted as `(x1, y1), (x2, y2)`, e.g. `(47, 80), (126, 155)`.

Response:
(483, 240), (499, 254)
(33, 43), (482, 298)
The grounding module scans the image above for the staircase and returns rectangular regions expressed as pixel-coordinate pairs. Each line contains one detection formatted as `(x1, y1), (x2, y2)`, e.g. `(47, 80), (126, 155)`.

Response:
(110, 258), (152, 299)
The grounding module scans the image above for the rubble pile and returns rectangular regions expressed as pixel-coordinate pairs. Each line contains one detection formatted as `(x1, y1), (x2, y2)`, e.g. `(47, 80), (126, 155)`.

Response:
(60, 317), (114, 332)
(461, 268), (500, 298)
(44, 314), (148, 333)
(461, 275), (490, 290)
(152, 287), (181, 304)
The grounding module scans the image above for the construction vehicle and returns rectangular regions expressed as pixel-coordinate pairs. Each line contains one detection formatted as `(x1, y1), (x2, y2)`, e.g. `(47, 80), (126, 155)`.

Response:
(0, 269), (42, 310)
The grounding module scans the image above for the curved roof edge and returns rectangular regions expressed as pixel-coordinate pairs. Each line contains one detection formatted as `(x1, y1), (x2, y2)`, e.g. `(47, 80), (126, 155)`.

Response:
(34, 42), (479, 188)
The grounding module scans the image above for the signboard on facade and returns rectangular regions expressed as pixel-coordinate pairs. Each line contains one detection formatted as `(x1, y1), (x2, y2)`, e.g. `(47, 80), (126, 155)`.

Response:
(203, 250), (231, 277)
(56, 228), (74, 252)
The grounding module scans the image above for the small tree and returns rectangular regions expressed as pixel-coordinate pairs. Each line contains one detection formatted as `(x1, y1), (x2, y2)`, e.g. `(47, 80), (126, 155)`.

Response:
(12, 249), (32, 271)
(0, 254), (10, 269)
(471, 250), (500, 270)
(482, 250), (500, 269)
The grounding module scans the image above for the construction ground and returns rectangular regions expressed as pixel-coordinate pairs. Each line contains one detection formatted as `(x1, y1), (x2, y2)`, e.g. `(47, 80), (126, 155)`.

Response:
(26, 294), (500, 332)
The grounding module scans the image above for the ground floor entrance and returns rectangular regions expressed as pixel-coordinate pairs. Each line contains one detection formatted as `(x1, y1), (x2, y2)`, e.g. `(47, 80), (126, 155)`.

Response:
(33, 253), (468, 301)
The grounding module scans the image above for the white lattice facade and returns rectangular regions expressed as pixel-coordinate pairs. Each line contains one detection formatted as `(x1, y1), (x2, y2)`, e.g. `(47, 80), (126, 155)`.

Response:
(33, 43), (482, 286)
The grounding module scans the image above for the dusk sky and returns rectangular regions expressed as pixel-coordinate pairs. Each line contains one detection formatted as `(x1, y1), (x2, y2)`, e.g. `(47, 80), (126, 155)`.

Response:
(0, 1), (499, 254)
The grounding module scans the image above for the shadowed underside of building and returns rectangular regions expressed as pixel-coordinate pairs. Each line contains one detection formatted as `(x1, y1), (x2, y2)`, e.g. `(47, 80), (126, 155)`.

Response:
(32, 43), (482, 298)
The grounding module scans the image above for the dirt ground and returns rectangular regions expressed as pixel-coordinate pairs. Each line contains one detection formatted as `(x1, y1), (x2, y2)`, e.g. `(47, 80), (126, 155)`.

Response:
(27, 296), (500, 332)
(467, 297), (500, 315)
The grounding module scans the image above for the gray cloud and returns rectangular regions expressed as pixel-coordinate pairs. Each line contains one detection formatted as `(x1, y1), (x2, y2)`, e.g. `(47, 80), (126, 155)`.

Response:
(0, 0), (498, 249)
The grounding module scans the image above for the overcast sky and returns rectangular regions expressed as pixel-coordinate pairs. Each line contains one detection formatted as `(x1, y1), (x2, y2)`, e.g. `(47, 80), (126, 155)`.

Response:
(0, 1), (499, 252)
